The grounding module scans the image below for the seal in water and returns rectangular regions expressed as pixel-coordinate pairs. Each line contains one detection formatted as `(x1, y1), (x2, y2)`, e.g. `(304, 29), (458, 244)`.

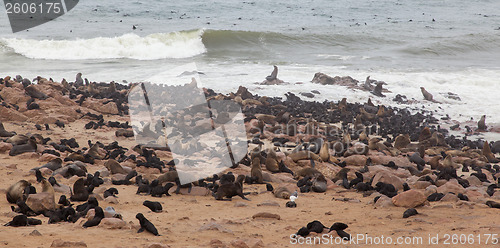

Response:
(478, 115), (487, 131)
(265, 65), (278, 81)
(136, 213), (160, 236)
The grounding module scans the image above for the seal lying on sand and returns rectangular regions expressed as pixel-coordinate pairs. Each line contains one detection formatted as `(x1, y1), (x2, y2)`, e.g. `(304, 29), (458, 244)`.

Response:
(6, 180), (31, 204)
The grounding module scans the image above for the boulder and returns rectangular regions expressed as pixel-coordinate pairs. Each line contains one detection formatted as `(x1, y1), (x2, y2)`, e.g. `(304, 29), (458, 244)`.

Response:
(392, 190), (426, 208)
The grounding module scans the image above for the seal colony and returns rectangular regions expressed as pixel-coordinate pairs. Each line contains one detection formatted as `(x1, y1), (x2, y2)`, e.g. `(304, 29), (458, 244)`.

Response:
(0, 73), (499, 247)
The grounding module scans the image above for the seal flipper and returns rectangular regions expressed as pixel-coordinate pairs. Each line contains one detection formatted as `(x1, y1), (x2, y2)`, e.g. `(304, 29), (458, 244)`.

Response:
(137, 227), (145, 233)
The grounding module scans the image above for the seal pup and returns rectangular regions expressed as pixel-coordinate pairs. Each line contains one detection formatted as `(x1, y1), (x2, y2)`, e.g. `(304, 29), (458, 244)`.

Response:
(477, 115), (487, 131)
(143, 200), (162, 213)
(319, 141), (330, 162)
(6, 180), (31, 203)
(307, 220), (327, 233)
(250, 148), (264, 184)
(103, 188), (119, 198)
(4, 215), (42, 227)
(403, 208), (418, 218)
(265, 65), (278, 81)
(214, 175), (249, 201)
(296, 227), (310, 237)
(83, 206), (104, 228)
(0, 122), (15, 137)
(329, 222), (350, 240)
(136, 213), (160, 236)
(70, 178), (89, 202)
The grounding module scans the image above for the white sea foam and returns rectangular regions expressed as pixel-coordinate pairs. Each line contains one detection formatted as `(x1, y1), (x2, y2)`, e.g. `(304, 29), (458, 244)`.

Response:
(1, 30), (206, 60)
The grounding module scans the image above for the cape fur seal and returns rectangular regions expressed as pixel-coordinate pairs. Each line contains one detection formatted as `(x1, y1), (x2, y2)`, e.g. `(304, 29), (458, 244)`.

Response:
(143, 200), (162, 213)
(136, 213), (160, 236)
(83, 206), (104, 228)
(9, 137), (37, 156)
(214, 175), (249, 200)
(4, 215), (42, 227)
(70, 178), (89, 201)
(0, 122), (15, 137)
(477, 115), (487, 131)
(265, 148), (280, 173)
(265, 65), (278, 81)
(483, 141), (499, 163)
(6, 180), (31, 203)
(250, 148), (264, 184)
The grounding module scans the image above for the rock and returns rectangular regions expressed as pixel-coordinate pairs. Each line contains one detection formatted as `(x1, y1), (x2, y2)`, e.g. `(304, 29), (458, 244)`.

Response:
(145, 243), (170, 248)
(38, 153), (59, 162)
(343, 155), (367, 166)
(0, 142), (13, 153)
(4, 164), (17, 169)
(465, 190), (487, 203)
(466, 176), (482, 187)
(29, 230), (42, 236)
(234, 202), (248, 207)
(199, 221), (233, 233)
(135, 166), (160, 175)
(315, 162), (341, 179)
(257, 201), (280, 207)
(168, 186), (210, 196)
(440, 193), (459, 202)
(83, 99), (118, 115)
(374, 195), (394, 208)
(100, 218), (127, 229)
(432, 204), (454, 209)
(392, 190), (426, 208)
(104, 197), (119, 204)
(371, 171), (404, 191)
(50, 239), (87, 247)
(424, 185), (438, 197)
(209, 239), (227, 248)
(311, 72), (359, 87)
(412, 181), (431, 189)
(52, 184), (72, 195)
(26, 193), (55, 213)
(0, 106), (28, 122)
(252, 212), (281, 220)
(437, 179), (465, 195)
(230, 239), (249, 248)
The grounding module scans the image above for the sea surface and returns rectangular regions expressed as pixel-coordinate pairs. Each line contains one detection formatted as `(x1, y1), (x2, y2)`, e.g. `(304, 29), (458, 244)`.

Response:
(1, 0), (500, 136)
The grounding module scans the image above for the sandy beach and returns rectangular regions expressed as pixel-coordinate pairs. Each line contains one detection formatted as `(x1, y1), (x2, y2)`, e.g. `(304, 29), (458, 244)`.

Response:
(1, 75), (499, 248)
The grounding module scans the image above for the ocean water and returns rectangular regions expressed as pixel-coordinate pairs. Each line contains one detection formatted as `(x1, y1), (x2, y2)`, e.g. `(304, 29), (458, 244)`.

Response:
(0, 0), (500, 135)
